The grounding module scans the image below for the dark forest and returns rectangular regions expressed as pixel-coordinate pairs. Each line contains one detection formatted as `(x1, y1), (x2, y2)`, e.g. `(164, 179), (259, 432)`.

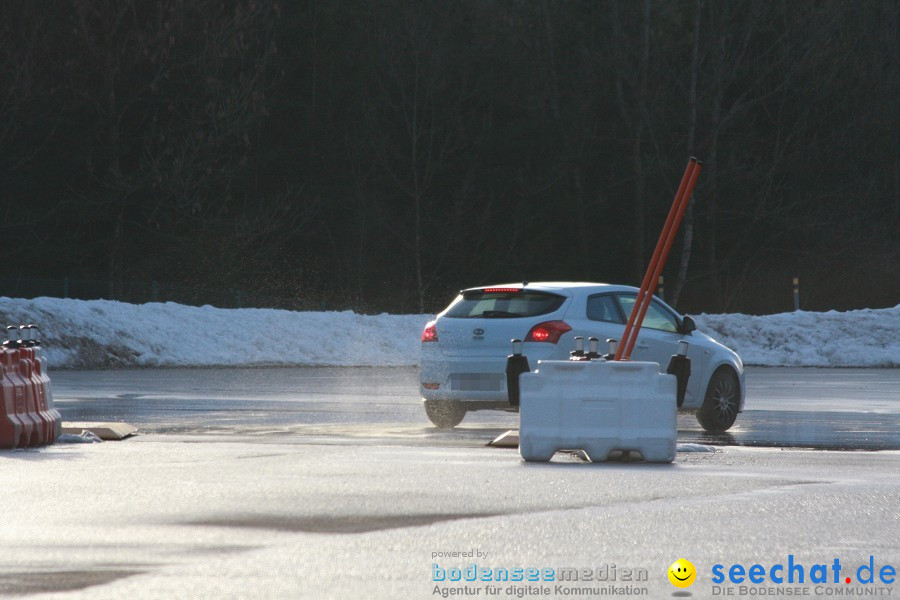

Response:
(1, 0), (897, 315)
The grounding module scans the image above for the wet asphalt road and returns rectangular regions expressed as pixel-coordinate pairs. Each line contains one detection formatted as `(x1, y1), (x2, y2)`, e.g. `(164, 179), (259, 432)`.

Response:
(51, 366), (899, 450)
(5, 367), (899, 599)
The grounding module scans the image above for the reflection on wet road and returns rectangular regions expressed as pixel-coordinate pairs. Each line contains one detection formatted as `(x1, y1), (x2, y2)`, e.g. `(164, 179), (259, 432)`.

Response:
(678, 411), (899, 450)
(52, 366), (899, 450)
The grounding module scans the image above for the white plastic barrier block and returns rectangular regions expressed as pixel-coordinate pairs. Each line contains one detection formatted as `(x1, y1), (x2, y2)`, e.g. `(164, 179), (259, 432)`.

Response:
(519, 360), (676, 463)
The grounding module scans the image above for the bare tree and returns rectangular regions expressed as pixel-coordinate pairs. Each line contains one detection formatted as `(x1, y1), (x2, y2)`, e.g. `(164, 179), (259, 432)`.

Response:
(670, 0), (704, 308)
(669, 1), (796, 309)
(0, 8), (61, 243)
(62, 0), (278, 293)
(613, 0), (653, 282)
(360, 3), (479, 312)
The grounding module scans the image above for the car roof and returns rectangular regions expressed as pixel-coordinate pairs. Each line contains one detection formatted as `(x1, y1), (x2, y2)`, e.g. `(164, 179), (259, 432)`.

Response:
(460, 282), (638, 295)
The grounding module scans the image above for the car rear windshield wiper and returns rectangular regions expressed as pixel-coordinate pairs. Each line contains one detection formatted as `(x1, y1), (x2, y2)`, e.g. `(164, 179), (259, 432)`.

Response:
(479, 310), (522, 318)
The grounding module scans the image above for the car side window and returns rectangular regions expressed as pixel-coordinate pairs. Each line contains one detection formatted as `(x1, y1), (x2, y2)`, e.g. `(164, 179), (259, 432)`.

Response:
(586, 294), (624, 323)
(615, 294), (679, 333)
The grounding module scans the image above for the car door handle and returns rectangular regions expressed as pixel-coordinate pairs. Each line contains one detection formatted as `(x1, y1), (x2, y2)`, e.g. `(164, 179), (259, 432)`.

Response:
(636, 343), (650, 350)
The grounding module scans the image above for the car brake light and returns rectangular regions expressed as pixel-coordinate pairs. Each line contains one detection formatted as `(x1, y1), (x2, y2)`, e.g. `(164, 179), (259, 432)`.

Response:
(422, 382), (440, 390)
(482, 287), (521, 293)
(422, 321), (438, 342)
(524, 320), (572, 344)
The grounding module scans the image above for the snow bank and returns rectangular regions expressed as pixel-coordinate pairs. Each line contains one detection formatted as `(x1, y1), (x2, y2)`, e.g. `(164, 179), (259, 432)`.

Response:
(0, 297), (428, 369)
(0, 297), (897, 369)
(694, 306), (900, 368)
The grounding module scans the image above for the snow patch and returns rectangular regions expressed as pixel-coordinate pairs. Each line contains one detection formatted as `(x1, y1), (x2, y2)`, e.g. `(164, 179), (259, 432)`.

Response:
(0, 297), (426, 369)
(694, 307), (900, 368)
(676, 443), (718, 453)
(56, 431), (103, 444)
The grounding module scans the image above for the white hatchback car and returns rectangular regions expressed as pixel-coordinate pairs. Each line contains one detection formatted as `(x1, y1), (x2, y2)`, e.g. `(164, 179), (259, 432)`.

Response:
(419, 282), (745, 432)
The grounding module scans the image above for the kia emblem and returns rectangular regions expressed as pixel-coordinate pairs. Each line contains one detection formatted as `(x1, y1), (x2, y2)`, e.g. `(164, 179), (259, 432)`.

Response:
(473, 328), (484, 336)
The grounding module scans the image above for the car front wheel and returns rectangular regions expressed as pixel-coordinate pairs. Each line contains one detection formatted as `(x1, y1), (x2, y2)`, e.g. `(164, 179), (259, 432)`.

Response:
(424, 400), (466, 429)
(696, 368), (740, 433)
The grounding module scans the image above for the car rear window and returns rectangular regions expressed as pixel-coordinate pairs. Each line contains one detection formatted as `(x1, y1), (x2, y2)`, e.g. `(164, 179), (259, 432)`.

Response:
(444, 290), (566, 318)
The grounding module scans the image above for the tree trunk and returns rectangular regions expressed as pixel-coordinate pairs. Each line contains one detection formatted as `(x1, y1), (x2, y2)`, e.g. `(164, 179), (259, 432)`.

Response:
(107, 210), (124, 299)
(541, 0), (561, 121)
(631, 0), (651, 282)
(706, 97), (722, 309)
(671, 0), (703, 308)
(105, 67), (123, 300)
(411, 54), (425, 314)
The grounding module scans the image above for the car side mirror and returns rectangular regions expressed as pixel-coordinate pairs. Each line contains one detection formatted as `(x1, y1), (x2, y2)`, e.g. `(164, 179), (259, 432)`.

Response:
(680, 315), (696, 335)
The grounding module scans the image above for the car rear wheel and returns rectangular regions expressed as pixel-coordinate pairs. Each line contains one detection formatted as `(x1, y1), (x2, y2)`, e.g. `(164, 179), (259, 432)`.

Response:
(696, 368), (740, 433)
(424, 400), (466, 429)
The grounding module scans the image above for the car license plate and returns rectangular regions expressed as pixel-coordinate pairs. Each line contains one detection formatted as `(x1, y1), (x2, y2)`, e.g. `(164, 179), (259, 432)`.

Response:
(450, 373), (504, 391)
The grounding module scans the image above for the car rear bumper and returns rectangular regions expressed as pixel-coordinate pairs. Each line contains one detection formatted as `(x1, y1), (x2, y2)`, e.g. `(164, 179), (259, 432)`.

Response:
(422, 398), (516, 412)
(419, 354), (512, 403)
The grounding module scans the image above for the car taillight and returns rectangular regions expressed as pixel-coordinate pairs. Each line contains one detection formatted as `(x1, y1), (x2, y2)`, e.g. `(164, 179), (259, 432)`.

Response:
(524, 320), (572, 344)
(482, 287), (521, 293)
(422, 321), (438, 342)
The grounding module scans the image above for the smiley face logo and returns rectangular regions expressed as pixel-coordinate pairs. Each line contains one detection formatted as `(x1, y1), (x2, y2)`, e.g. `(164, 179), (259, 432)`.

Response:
(668, 558), (696, 588)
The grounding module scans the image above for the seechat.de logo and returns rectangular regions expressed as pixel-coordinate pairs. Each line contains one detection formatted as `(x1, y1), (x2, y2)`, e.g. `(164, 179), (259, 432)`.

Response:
(668, 558), (697, 588)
